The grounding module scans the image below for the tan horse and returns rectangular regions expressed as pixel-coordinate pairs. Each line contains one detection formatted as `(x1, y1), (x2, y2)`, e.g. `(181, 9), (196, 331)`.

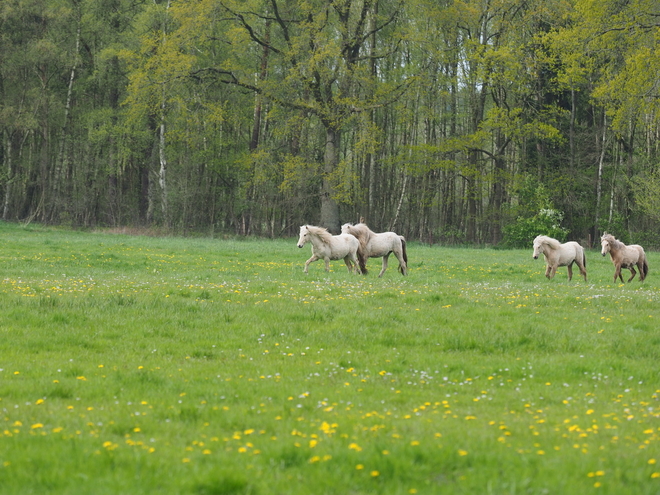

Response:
(532, 235), (587, 282)
(600, 233), (648, 283)
(297, 225), (361, 274)
(341, 223), (407, 277)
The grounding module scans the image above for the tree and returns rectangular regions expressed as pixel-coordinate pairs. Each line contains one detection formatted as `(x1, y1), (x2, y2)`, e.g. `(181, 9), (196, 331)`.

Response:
(178, 0), (409, 232)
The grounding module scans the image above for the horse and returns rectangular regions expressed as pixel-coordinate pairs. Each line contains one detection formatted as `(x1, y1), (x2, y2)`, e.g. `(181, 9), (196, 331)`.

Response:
(600, 233), (648, 283)
(340, 223), (407, 277)
(296, 225), (361, 274)
(532, 235), (587, 282)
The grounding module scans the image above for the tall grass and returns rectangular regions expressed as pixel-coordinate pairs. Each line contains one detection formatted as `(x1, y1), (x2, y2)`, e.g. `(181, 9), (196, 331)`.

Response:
(0, 222), (659, 494)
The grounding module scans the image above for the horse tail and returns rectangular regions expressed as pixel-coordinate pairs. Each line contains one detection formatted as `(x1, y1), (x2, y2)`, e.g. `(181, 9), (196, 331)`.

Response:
(399, 236), (408, 274)
(643, 256), (649, 278)
(358, 251), (368, 275)
(582, 248), (586, 268)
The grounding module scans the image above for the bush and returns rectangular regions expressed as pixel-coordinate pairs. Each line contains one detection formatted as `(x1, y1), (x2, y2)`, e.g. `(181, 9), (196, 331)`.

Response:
(502, 208), (569, 248)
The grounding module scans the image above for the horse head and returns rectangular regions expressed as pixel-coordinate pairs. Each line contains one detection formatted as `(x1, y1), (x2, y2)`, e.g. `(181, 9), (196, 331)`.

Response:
(532, 236), (544, 259)
(297, 225), (309, 248)
(600, 233), (613, 256)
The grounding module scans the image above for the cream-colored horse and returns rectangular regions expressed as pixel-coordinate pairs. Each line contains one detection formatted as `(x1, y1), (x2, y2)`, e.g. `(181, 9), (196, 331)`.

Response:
(600, 233), (648, 283)
(341, 223), (407, 277)
(532, 235), (587, 282)
(297, 225), (361, 274)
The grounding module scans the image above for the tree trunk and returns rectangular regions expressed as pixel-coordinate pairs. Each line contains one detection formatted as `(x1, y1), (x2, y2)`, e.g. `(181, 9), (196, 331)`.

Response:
(158, 100), (168, 226)
(2, 130), (12, 220)
(50, 6), (81, 223)
(320, 126), (341, 233)
(594, 112), (607, 235)
(250, 19), (270, 151)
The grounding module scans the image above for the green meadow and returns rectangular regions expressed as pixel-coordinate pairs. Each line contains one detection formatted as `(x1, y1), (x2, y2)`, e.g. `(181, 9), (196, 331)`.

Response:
(1, 222), (659, 494)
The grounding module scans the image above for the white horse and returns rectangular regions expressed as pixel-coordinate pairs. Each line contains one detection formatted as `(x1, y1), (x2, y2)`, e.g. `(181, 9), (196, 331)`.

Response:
(341, 223), (408, 277)
(532, 235), (587, 282)
(601, 233), (648, 283)
(297, 225), (361, 274)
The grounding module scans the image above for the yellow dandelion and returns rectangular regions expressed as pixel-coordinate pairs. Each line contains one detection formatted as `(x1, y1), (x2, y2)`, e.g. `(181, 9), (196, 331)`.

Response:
(371, 470), (380, 477)
(458, 449), (468, 456)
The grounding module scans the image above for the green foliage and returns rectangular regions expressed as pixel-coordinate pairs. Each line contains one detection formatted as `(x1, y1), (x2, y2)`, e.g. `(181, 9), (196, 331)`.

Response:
(502, 174), (569, 248)
(502, 208), (569, 248)
(631, 169), (660, 224)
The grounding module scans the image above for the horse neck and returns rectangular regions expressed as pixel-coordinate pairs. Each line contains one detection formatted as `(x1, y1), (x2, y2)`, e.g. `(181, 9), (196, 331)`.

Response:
(308, 232), (328, 251)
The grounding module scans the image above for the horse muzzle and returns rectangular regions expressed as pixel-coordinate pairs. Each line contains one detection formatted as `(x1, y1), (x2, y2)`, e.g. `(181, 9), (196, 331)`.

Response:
(297, 244), (303, 248)
(533, 255), (538, 259)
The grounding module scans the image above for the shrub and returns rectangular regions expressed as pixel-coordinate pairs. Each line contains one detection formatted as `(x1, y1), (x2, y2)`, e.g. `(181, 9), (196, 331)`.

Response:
(502, 208), (569, 248)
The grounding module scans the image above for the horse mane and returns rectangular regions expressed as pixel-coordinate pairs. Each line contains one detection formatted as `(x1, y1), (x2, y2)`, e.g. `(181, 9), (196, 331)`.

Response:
(344, 223), (373, 248)
(601, 233), (624, 250)
(535, 235), (561, 250)
(305, 225), (333, 245)
(342, 223), (374, 274)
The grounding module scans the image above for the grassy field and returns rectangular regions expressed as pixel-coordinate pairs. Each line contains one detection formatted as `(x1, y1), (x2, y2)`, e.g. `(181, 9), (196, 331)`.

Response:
(0, 221), (659, 494)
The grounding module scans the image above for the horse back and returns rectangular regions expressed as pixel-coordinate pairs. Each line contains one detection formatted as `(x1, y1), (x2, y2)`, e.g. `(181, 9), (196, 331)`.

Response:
(553, 241), (582, 266)
(366, 231), (402, 257)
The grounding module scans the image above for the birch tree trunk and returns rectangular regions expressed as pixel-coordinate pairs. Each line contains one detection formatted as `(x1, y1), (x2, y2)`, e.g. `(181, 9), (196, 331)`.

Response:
(158, 93), (168, 226)
(50, 7), (81, 222)
(594, 112), (607, 234)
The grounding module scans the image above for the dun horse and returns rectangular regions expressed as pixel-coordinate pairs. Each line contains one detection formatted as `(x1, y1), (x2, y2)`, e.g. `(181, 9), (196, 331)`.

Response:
(297, 225), (361, 274)
(600, 233), (648, 283)
(341, 223), (407, 277)
(532, 235), (587, 282)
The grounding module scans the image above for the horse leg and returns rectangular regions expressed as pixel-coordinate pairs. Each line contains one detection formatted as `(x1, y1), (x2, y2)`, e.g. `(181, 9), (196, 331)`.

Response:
(545, 265), (552, 279)
(567, 263), (573, 281)
(304, 255), (319, 273)
(344, 256), (359, 274)
(577, 258), (587, 282)
(378, 254), (390, 278)
(350, 254), (362, 274)
(324, 257), (331, 272)
(627, 266), (636, 282)
(395, 250), (408, 276)
(614, 265), (624, 283)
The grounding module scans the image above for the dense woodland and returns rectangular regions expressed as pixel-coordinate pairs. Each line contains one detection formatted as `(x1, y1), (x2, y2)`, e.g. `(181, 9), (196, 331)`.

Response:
(1, 0), (659, 246)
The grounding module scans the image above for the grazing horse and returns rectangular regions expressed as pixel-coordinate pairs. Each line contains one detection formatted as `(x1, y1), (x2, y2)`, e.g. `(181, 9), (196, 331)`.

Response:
(297, 225), (361, 274)
(532, 235), (587, 282)
(600, 233), (648, 283)
(340, 223), (407, 277)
